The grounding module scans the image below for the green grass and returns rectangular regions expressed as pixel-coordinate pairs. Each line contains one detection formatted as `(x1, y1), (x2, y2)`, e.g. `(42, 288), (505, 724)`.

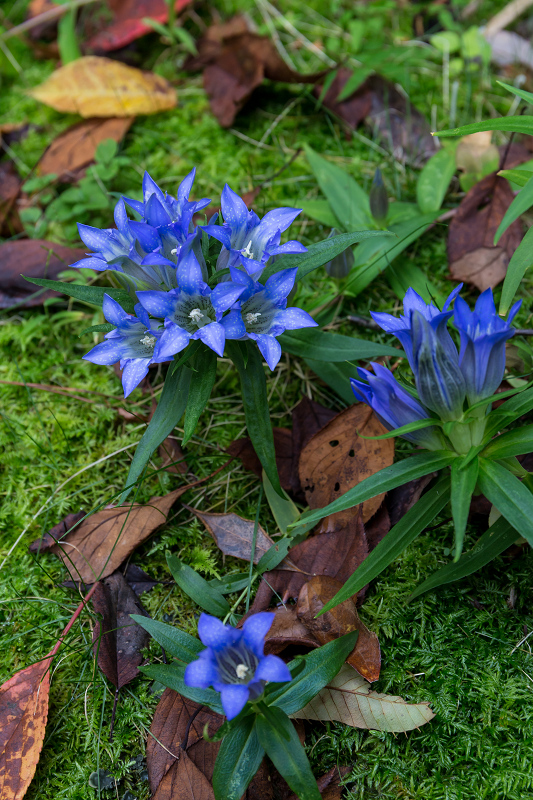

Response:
(1, 0), (533, 797)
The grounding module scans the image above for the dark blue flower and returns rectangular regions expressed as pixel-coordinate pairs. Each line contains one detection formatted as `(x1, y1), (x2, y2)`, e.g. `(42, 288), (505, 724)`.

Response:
(83, 294), (172, 397)
(137, 250), (244, 358)
(221, 267), (317, 369)
(454, 289), (521, 404)
(184, 612), (292, 720)
(202, 184), (307, 277)
(351, 362), (446, 449)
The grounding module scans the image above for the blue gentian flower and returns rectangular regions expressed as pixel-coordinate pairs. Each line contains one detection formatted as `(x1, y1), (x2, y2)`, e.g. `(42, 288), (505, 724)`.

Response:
(203, 184), (307, 277)
(137, 250), (244, 358)
(351, 363), (446, 450)
(221, 267), (317, 369)
(184, 612), (292, 720)
(83, 294), (173, 397)
(454, 289), (521, 404)
(72, 197), (148, 274)
(371, 285), (462, 369)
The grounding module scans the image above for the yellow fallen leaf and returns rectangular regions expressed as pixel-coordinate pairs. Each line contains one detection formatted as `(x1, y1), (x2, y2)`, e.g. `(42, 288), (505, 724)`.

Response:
(28, 56), (176, 118)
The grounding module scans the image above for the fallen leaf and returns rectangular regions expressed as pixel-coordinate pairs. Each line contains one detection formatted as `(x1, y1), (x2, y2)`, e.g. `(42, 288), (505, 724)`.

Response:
(292, 663), (435, 732)
(155, 749), (215, 800)
(159, 434), (188, 475)
(91, 571), (150, 688)
(29, 511), (85, 554)
(31, 486), (190, 584)
(365, 503), (391, 552)
(263, 605), (320, 656)
(0, 240), (86, 309)
(448, 173), (523, 291)
(28, 56), (177, 117)
(123, 563), (159, 596)
(227, 427), (294, 495)
(185, 16), (325, 127)
(0, 161), (22, 237)
(37, 117), (134, 181)
(0, 658), (52, 800)
(86, 0), (194, 52)
(299, 404), (394, 527)
(386, 474), (435, 528)
(297, 576), (381, 682)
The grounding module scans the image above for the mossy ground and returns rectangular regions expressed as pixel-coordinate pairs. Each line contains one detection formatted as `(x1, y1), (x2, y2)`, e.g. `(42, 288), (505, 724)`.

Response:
(1, 0), (533, 798)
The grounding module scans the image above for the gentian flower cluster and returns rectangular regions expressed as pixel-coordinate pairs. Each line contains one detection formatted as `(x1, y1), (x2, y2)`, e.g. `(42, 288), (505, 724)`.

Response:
(351, 286), (521, 454)
(76, 169), (317, 395)
(184, 612), (292, 719)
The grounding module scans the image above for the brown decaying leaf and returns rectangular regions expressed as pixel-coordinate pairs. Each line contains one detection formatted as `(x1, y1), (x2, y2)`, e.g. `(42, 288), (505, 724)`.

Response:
(91, 571), (150, 688)
(447, 173), (523, 291)
(186, 15), (325, 127)
(159, 434), (188, 475)
(0, 658), (52, 800)
(37, 117), (134, 182)
(28, 56), (177, 118)
(299, 404), (394, 526)
(0, 161), (23, 237)
(86, 0), (193, 53)
(155, 750), (215, 800)
(0, 240), (86, 310)
(29, 511), (85, 554)
(30, 486), (189, 584)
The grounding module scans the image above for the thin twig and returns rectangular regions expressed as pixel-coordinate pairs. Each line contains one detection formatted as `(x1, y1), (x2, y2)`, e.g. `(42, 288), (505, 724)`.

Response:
(0, 0), (98, 40)
(484, 0), (533, 37)
(347, 314), (381, 331)
(181, 705), (204, 749)
(46, 582), (99, 661)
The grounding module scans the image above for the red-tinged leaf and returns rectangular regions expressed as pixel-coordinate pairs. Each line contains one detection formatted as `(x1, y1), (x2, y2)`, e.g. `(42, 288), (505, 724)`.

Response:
(0, 658), (52, 800)
(86, 0), (194, 53)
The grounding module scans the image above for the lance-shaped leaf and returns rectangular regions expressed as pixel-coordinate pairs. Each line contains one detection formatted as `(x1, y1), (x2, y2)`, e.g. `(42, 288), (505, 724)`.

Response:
(289, 451), (455, 534)
(477, 459), (533, 546)
(121, 364), (191, 501)
(315, 474), (451, 615)
(166, 554), (230, 617)
(24, 276), (135, 313)
(408, 516), (519, 600)
(450, 457), (479, 562)
(182, 347), (218, 446)
(278, 328), (399, 362)
(482, 424), (533, 460)
(292, 664), (434, 732)
(303, 144), (371, 229)
(141, 661), (224, 715)
(304, 358), (356, 405)
(485, 386), (533, 436)
(416, 145), (457, 213)
(435, 117), (533, 138)
(212, 716), (265, 800)
(499, 225), (533, 315)
(494, 173), (533, 245)
(130, 615), (202, 663)
(227, 341), (282, 496)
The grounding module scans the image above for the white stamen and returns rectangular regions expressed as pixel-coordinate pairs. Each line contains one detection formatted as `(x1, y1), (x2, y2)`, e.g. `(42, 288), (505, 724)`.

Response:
(170, 248), (178, 255)
(236, 664), (249, 679)
(244, 312), (261, 325)
(242, 240), (254, 259)
(189, 308), (204, 323)
(140, 335), (156, 347)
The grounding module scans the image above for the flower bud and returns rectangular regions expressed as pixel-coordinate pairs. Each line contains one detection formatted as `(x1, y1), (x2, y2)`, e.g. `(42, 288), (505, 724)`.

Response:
(369, 169), (389, 223)
(325, 228), (355, 279)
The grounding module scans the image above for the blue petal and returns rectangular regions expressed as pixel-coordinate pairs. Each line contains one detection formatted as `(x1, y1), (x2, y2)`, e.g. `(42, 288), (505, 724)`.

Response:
(255, 207), (301, 239)
(220, 310), (246, 339)
(242, 612), (275, 656)
(250, 333), (282, 370)
(194, 322), (225, 357)
(211, 282), (245, 313)
(184, 654), (218, 689)
(264, 268), (297, 303)
(474, 288), (497, 320)
(70, 255), (107, 271)
(123, 196), (145, 217)
(134, 303), (150, 329)
(275, 307), (317, 331)
(128, 221), (161, 253)
(370, 310), (408, 333)
(177, 250), (206, 294)
(77, 223), (111, 254)
(201, 224), (232, 250)
(197, 614), (239, 651)
(239, 255), (264, 276)
(103, 294), (129, 327)
(254, 654), (292, 684)
(121, 358), (150, 397)
(442, 283), (463, 312)
(177, 168), (196, 204)
(508, 299), (522, 324)
(140, 252), (176, 267)
(221, 184), (249, 230)
(220, 684), (250, 720)
(142, 171), (166, 205)
(268, 240), (307, 255)
(145, 194), (172, 227)
(155, 323), (190, 359)
(137, 289), (176, 319)
(114, 198), (129, 234)
(83, 339), (123, 366)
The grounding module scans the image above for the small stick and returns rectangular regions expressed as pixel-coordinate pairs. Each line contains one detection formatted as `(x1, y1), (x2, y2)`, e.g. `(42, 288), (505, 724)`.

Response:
(181, 705), (204, 750)
(46, 581), (99, 660)
(347, 314), (381, 331)
(484, 0), (533, 37)
(0, 0), (98, 41)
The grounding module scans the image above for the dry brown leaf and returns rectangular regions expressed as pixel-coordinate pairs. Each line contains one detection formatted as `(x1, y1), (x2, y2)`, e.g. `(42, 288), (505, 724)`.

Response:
(263, 605), (321, 656)
(154, 749), (215, 800)
(0, 161), (22, 238)
(29, 511), (85, 554)
(292, 663), (435, 733)
(297, 576), (380, 682)
(448, 173), (523, 291)
(299, 404), (394, 526)
(0, 658), (52, 800)
(37, 117), (134, 181)
(28, 56), (176, 117)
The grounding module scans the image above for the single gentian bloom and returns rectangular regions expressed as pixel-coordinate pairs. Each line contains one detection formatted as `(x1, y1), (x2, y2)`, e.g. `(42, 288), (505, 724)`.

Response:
(454, 289), (521, 404)
(83, 294), (173, 397)
(411, 311), (466, 421)
(221, 267), (317, 369)
(203, 184), (307, 277)
(351, 362), (446, 450)
(371, 285), (463, 369)
(184, 612), (292, 720)
(137, 250), (245, 358)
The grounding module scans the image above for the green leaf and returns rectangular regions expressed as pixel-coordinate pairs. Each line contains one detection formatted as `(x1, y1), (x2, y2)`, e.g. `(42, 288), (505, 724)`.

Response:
(494, 173), (533, 244)
(498, 168), (533, 188)
(497, 80), (533, 105)
(304, 144), (371, 230)
(182, 346), (218, 446)
(208, 573), (251, 595)
(355, 417), (439, 440)
(266, 631), (357, 715)
(316, 474), (451, 614)
(227, 341), (283, 496)
(408, 516), (519, 600)
(482, 424), (533, 460)
(261, 230), (393, 283)
(485, 386), (533, 432)
(140, 661), (223, 713)
(256, 707), (321, 800)
(24, 276), (135, 313)
(79, 323), (115, 336)
(255, 536), (293, 573)
(299, 199), (340, 228)
(289, 451), (455, 533)
(499, 225), (533, 314)
(212, 717), (265, 800)
(336, 67), (375, 101)
(166, 553), (230, 617)
(121, 364), (191, 501)
(304, 358), (356, 405)
(450, 457), (479, 561)
(477, 458), (533, 546)
(279, 327), (400, 362)
(434, 117), (533, 138)
(129, 615), (202, 662)
(262, 469), (299, 534)
(416, 146), (457, 213)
